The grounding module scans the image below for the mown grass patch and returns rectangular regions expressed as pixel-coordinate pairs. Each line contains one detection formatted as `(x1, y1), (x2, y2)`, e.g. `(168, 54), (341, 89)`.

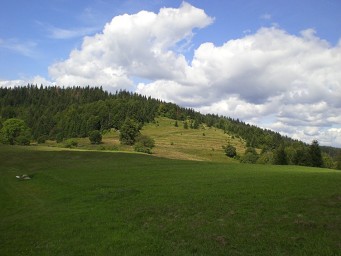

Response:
(1, 145), (340, 255)
(141, 117), (245, 162)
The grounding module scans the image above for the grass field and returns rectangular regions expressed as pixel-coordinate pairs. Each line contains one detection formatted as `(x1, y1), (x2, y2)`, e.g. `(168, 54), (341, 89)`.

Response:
(1, 145), (341, 255)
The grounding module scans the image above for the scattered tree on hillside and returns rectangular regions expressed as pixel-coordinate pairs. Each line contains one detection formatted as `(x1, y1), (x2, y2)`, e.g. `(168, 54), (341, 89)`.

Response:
(134, 135), (155, 154)
(309, 140), (323, 167)
(183, 121), (188, 129)
(0, 118), (31, 145)
(223, 144), (237, 158)
(274, 145), (287, 165)
(119, 118), (141, 145)
(240, 147), (259, 163)
(89, 130), (102, 144)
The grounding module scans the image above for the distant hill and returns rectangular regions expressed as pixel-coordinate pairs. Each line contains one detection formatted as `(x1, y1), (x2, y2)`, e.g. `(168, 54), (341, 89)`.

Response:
(1, 85), (340, 168)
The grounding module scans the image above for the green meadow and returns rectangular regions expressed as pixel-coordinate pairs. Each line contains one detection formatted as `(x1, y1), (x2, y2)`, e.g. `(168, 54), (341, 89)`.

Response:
(1, 145), (340, 255)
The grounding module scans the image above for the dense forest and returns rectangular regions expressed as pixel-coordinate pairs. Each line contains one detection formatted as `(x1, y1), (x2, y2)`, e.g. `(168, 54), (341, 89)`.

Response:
(1, 85), (340, 169)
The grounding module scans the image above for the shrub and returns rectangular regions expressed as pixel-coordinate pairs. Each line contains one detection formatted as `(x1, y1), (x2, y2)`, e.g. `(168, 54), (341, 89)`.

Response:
(64, 139), (78, 148)
(134, 135), (155, 154)
(89, 130), (102, 144)
(56, 133), (64, 143)
(240, 147), (259, 163)
(224, 144), (237, 158)
(37, 135), (48, 144)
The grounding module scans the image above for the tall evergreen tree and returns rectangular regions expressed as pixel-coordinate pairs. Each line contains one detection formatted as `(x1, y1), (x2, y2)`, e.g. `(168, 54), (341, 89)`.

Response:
(309, 140), (323, 167)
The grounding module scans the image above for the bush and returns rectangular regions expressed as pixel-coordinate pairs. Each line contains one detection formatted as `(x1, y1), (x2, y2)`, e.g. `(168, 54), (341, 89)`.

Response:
(56, 133), (64, 143)
(37, 135), (48, 144)
(223, 144), (237, 158)
(134, 135), (155, 154)
(240, 147), (259, 164)
(64, 139), (78, 148)
(89, 130), (102, 144)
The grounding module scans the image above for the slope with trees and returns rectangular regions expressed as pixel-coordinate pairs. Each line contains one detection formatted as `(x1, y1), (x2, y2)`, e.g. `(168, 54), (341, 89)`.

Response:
(1, 85), (340, 168)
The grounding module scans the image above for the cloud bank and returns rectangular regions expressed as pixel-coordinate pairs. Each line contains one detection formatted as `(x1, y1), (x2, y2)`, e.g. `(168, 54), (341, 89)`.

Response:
(4, 3), (341, 147)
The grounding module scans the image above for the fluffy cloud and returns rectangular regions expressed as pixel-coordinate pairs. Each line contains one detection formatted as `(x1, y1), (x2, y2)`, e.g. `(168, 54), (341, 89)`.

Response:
(49, 2), (213, 88)
(46, 3), (341, 147)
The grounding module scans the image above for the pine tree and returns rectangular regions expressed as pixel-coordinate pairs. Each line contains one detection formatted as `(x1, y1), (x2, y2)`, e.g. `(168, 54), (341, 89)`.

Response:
(309, 140), (323, 167)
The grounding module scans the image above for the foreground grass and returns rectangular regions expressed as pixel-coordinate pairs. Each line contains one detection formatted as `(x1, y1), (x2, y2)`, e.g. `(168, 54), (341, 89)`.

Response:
(1, 145), (340, 255)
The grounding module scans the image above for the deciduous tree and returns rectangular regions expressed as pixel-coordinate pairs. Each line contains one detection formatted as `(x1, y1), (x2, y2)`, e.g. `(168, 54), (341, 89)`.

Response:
(0, 118), (31, 145)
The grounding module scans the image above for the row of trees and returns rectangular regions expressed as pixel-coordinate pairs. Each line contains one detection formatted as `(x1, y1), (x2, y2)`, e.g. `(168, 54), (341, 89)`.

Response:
(224, 140), (337, 168)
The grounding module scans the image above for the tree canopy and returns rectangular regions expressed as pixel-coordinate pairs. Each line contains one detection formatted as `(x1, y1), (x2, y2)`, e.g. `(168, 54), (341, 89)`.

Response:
(0, 118), (31, 145)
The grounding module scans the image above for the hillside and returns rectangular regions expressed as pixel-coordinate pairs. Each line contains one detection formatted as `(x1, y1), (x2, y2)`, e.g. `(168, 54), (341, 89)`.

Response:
(40, 117), (244, 163)
(141, 117), (245, 162)
(1, 85), (341, 168)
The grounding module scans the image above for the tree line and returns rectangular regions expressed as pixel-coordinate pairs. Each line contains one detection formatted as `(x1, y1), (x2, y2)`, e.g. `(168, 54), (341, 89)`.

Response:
(1, 85), (340, 169)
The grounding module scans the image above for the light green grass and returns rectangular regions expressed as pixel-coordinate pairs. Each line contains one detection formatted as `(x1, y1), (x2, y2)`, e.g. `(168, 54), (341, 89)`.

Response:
(141, 117), (245, 162)
(1, 145), (340, 255)
(42, 117), (246, 162)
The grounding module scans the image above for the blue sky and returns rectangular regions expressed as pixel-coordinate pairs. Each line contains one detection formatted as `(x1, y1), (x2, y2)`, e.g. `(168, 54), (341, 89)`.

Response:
(1, 0), (340, 80)
(1, 0), (341, 147)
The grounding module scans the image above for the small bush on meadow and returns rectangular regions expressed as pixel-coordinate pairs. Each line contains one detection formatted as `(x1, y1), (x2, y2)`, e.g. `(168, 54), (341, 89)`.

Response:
(134, 135), (155, 154)
(37, 135), (48, 144)
(89, 130), (102, 144)
(64, 139), (78, 148)
(223, 144), (237, 158)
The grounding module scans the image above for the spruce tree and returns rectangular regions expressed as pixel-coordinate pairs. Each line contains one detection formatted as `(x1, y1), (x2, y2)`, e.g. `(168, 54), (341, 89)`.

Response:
(309, 140), (323, 167)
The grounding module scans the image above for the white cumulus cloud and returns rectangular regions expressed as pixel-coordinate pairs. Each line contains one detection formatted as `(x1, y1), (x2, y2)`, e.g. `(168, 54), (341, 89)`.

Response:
(49, 2), (213, 88)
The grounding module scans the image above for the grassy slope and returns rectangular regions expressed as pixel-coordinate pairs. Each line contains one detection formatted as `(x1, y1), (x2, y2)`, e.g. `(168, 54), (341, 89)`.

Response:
(49, 117), (246, 162)
(1, 145), (340, 255)
(141, 117), (245, 162)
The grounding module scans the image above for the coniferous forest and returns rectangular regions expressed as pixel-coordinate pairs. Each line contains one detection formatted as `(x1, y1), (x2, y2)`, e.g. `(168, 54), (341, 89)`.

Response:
(1, 85), (340, 169)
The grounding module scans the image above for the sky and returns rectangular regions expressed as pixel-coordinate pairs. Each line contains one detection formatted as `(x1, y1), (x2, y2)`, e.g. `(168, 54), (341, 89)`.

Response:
(1, 0), (341, 147)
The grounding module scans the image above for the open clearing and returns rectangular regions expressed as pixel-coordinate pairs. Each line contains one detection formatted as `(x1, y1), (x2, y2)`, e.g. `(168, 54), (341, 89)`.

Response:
(0, 145), (340, 255)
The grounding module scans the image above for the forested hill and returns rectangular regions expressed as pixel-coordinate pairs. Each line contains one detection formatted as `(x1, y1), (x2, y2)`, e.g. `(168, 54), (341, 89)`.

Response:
(1, 85), (340, 168)
(0, 85), (292, 145)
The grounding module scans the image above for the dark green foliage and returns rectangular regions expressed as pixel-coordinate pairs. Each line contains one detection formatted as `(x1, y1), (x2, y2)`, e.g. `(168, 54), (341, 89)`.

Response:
(119, 118), (141, 145)
(274, 146), (287, 165)
(174, 120), (178, 127)
(257, 151), (274, 164)
(0, 118), (31, 145)
(309, 140), (323, 167)
(223, 144), (237, 158)
(337, 152), (341, 170)
(134, 135), (155, 154)
(37, 135), (48, 144)
(240, 147), (259, 163)
(294, 147), (312, 166)
(89, 130), (102, 144)
(64, 139), (78, 148)
(55, 133), (64, 143)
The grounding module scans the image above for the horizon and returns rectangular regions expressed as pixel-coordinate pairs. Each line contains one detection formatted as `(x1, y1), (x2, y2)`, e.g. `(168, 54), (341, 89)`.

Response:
(1, 0), (341, 147)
